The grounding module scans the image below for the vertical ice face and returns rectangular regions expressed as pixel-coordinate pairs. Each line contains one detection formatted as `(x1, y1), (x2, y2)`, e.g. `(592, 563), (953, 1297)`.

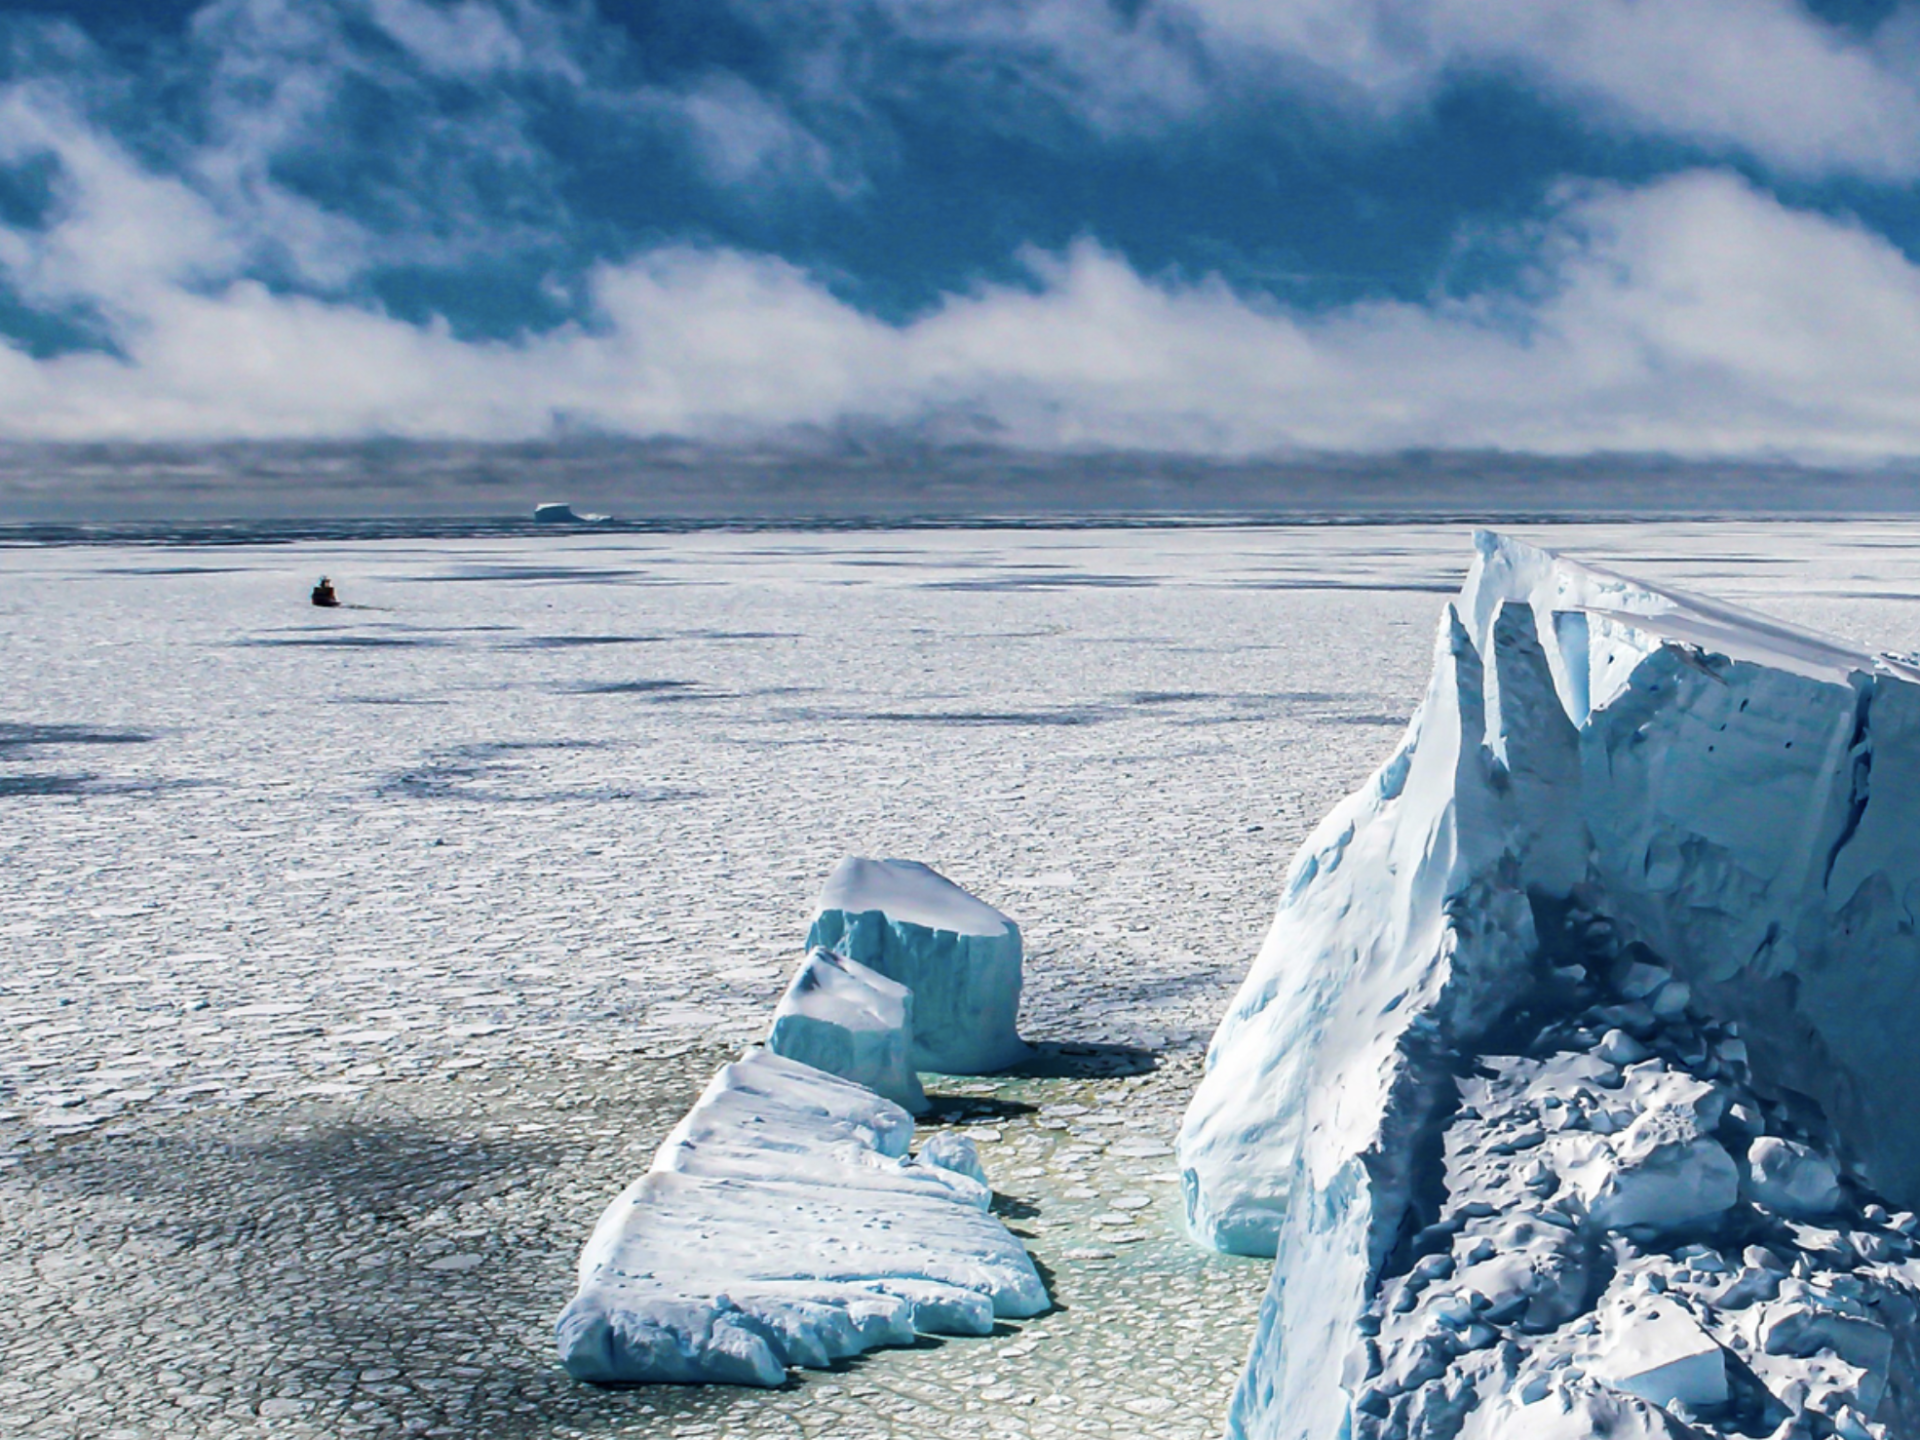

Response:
(808, 858), (1028, 1075)
(1179, 532), (1920, 1440)
(556, 1048), (1047, 1386)
(767, 947), (928, 1114)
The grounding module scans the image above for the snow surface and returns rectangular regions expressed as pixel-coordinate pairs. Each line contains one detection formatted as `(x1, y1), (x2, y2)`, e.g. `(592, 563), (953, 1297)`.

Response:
(767, 947), (927, 1113)
(557, 1047), (1046, 1385)
(810, 858), (1028, 1075)
(1179, 531), (1920, 1440)
(815, 857), (1014, 939)
(12, 523), (1920, 1437)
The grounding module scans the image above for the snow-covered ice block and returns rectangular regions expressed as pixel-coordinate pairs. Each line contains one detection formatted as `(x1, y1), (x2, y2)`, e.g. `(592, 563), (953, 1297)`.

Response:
(1177, 532), (1920, 1440)
(1570, 1069), (1739, 1234)
(916, 1132), (989, 1188)
(1745, 1136), (1843, 1218)
(556, 1048), (1047, 1385)
(1752, 1279), (1895, 1413)
(808, 858), (1028, 1074)
(1484, 1390), (1679, 1440)
(1590, 1297), (1727, 1408)
(766, 947), (927, 1114)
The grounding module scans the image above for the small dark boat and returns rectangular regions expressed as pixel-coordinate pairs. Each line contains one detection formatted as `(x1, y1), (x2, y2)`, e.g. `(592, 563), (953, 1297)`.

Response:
(311, 576), (340, 607)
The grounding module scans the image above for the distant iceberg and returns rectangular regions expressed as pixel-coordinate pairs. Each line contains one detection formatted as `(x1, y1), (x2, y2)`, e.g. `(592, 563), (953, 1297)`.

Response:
(556, 1048), (1046, 1386)
(809, 858), (1028, 1075)
(532, 502), (607, 524)
(1180, 532), (1920, 1439)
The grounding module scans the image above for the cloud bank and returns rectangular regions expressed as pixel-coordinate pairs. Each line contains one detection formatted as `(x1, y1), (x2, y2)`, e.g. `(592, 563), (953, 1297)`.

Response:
(4, 0), (1920, 461)
(877, 0), (1920, 178)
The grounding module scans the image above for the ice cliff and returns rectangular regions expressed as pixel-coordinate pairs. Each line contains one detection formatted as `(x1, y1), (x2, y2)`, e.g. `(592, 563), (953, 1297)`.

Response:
(1178, 532), (1920, 1440)
(556, 1048), (1047, 1385)
(809, 858), (1028, 1074)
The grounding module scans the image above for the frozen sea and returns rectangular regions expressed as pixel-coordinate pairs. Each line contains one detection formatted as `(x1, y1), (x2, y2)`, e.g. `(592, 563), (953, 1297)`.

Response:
(4, 521), (1920, 1440)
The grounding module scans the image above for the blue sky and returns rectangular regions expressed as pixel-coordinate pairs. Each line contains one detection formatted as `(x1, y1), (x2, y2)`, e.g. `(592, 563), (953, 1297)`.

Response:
(5, 0), (1920, 458)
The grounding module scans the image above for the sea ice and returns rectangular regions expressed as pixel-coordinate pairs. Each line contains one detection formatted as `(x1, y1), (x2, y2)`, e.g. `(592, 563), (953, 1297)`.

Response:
(555, 1048), (1046, 1386)
(808, 858), (1028, 1074)
(766, 947), (927, 1113)
(1178, 532), (1920, 1439)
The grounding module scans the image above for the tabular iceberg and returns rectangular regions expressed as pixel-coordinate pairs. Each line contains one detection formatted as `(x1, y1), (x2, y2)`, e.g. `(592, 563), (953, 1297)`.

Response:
(767, 946), (928, 1114)
(557, 1048), (1047, 1385)
(1179, 532), (1920, 1440)
(808, 858), (1028, 1074)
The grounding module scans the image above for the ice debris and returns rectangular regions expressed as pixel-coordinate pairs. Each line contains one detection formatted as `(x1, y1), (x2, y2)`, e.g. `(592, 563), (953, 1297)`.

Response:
(808, 858), (1028, 1074)
(1747, 1137), (1844, 1220)
(1588, 1296), (1728, 1409)
(556, 1048), (1047, 1385)
(767, 946), (927, 1114)
(1341, 961), (1920, 1439)
(1177, 532), (1920, 1439)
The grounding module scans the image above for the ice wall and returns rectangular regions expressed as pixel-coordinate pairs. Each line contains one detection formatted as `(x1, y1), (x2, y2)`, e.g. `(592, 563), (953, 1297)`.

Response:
(1179, 532), (1920, 1440)
(556, 1048), (1047, 1385)
(808, 858), (1028, 1074)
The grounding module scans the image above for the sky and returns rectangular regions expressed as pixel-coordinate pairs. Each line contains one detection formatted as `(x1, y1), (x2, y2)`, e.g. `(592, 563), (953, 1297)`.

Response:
(6, 0), (1920, 463)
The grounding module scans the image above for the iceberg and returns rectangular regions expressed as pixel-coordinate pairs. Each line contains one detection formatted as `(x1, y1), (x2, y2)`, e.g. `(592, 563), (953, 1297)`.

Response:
(556, 1048), (1046, 1386)
(808, 858), (1028, 1075)
(531, 502), (607, 524)
(766, 946), (928, 1114)
(1178, 532), (1920, 1439)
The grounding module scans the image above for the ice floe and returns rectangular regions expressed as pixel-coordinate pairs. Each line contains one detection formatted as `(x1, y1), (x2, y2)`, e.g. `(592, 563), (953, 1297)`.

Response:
(556, 1048), (1047, 1385)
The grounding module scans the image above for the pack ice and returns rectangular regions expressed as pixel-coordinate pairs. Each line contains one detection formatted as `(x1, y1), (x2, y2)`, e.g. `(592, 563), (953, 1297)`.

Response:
(556, 1048), (1046, 1385)
(1179, 532), (1920, 1440)
(808, 858), (1028, 1074)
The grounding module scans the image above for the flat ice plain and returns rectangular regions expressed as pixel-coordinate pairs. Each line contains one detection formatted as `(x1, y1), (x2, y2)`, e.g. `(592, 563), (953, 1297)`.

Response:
(3, 521), (1919, 1439)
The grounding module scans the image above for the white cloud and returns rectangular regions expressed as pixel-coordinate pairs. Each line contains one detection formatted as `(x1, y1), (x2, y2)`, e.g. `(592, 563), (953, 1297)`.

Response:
(4, 114), (1920, 462)
(1280, 0), (1920, 179)
(675, 76), (857, 194)
(0, 0), (843, 313)
(848, 0), (1920, 180)
(359, 0), (582, 81)
(0, 85), (244, 310)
